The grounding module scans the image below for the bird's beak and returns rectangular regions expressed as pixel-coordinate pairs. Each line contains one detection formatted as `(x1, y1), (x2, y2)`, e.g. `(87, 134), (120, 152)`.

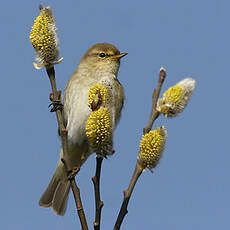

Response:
(113, 53), (128, 60)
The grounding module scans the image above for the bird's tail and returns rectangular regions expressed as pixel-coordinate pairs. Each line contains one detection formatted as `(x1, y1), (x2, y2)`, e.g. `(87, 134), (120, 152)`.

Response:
(39, 163), (70, 216)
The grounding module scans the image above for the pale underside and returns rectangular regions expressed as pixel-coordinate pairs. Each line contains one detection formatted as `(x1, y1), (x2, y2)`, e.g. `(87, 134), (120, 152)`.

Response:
(58, 68), (124, 168)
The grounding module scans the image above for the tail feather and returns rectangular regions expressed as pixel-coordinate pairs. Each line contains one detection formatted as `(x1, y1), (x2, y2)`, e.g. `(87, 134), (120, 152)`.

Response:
(52, 180), (70, 216)
(39, 175), (60, 207)
(39, 164), (70, 216)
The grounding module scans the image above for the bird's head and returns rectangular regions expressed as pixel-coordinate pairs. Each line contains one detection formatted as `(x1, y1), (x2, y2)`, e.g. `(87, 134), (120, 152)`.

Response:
(79, 43), (127, 75)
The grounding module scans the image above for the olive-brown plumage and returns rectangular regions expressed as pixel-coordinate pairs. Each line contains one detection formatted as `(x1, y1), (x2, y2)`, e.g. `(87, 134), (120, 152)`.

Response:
(39, 43), (127, 215)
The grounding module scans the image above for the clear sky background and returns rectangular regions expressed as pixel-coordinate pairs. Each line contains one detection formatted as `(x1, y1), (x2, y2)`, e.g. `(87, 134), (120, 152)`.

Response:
(1, 0), (229, 229)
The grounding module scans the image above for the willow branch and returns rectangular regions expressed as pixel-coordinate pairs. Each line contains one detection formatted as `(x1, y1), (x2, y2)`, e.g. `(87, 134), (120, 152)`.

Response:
(113, 163), (143, 230)
(114, 67), (167, 230)
(46, 66), (88, 230)
(92, 156), (104, 230)
(143, 67), (167, 134)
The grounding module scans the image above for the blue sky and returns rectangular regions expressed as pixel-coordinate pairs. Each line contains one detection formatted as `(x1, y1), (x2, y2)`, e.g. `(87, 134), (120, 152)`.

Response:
(1, 0), (229, 229)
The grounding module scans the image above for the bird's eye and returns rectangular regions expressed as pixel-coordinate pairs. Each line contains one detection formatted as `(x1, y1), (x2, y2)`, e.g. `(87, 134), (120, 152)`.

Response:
(99, 53), (106, 58)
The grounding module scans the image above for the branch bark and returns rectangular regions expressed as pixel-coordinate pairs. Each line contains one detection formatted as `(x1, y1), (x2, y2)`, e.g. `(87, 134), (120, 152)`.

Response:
(46, 66), (89, 230)
(114, 67), (167, 230)
(92, 156), (104, 230)
(143, 67), (167, 134)
(113, 163), (143, 230)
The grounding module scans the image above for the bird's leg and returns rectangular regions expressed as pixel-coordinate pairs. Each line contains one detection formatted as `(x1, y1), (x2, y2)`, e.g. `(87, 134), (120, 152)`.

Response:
(68, 167), (81, 180)
(49, 91), (63, 112)
(61, 158), (81, 179)
(91, 90), (102, 111)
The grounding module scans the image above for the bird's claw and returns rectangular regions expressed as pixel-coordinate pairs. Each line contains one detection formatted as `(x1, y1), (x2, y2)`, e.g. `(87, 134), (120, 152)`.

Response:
(48, 101), (63, 112)
(68, 167), (80, 180)
(49, 91), (63, 112)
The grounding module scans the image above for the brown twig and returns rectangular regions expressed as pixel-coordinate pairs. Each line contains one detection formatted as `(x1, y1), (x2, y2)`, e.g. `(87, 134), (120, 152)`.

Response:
(113, 67), (167, 230)
(92, 156), (104, 230)
(46, 66), (89, 230)
(143, 67), (167, 134)
(113, 163), (143, 230)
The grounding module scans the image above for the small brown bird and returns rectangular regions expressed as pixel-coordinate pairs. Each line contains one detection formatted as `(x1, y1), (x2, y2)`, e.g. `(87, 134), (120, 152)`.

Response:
(39, 43), (127, 215)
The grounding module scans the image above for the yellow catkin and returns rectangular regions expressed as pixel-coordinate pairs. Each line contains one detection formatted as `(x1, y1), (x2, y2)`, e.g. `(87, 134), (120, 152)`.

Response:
(157, 78), (195, 117)
(86, 108), (112, 151)
(138, 127), (167, 170)
(163, 85), (183, 105)
(30, 6), (61, 68)
(88, 84), (110, 109)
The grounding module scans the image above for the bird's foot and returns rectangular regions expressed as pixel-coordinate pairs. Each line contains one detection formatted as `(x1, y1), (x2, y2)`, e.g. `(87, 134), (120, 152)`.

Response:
(48, 101), (63, 112)
(49, 92), (63, 112)
(68, 167), (80, 180)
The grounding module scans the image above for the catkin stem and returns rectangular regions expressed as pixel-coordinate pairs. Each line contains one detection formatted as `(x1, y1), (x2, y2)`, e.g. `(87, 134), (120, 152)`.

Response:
(143, 68), (167, 134)
(113, 163), (143, 230)
(92, 156), (104, 230)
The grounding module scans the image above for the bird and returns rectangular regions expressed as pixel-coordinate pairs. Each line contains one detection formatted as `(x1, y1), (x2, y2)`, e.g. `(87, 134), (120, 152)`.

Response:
(39, 43), (127, 215)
